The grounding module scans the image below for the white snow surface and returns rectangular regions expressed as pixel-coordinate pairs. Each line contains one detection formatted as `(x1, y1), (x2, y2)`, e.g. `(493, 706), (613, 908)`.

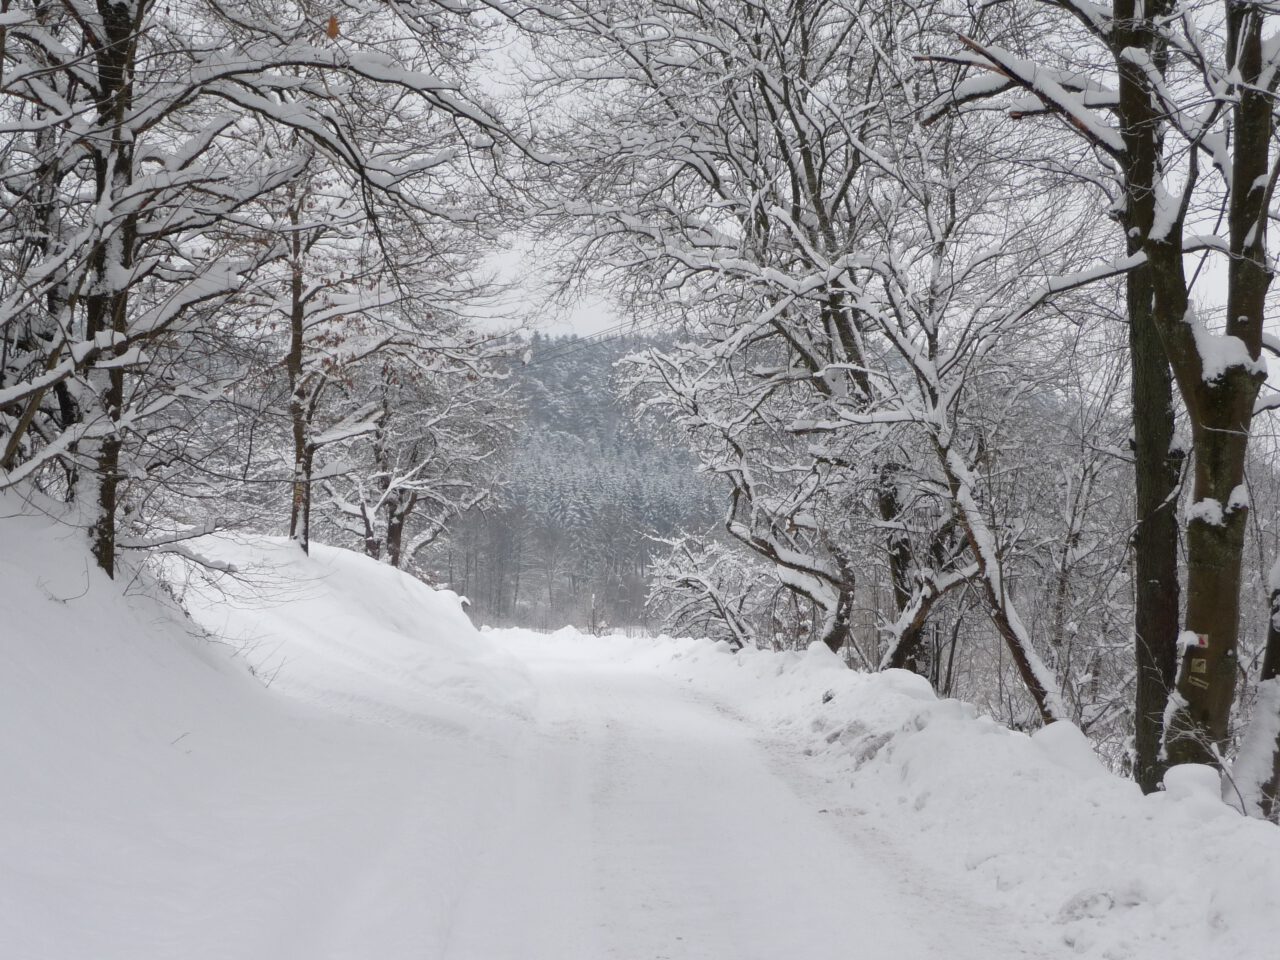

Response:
(169, 533), (535, 731)
(4, 506), (1280, 959)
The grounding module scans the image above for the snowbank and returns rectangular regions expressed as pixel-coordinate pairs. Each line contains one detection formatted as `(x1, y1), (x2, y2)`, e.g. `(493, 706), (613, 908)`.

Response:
(170, 534), (533, 728)
(514, 630), (1280, 960)
(0, 504), (531, 959)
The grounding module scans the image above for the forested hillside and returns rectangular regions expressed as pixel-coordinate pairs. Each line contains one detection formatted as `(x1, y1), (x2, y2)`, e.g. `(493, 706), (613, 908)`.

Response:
(427, 332), (720, 628)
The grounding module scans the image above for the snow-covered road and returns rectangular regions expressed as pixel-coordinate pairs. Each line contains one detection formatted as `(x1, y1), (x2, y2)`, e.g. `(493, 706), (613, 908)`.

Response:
(445, 634), (1043, 960)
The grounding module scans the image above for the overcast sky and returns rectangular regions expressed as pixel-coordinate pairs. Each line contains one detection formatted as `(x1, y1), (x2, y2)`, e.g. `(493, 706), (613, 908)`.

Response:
(474, 236), (621, 337)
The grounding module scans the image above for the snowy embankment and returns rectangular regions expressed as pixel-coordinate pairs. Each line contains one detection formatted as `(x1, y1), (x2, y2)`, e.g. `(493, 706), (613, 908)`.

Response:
(5, 499), (1280, 959)
(170, 534), (533, 731)
(499, 629), (1280, 960)
(1, 502), (533, 959)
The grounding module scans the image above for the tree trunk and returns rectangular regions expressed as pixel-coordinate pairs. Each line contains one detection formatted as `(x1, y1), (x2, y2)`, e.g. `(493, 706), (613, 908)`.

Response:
(285, 195), (310, 553)
(89, 378), (123, 578)
(1261, 592), (1280, 817)
(359, 502), (380, 560)
(878, 462), (926, 672)
(1163, 388), (1253, 764)
(1107, 1), (1184, 792)
(1127, 262), (1182, 791)
(385, 497), (414, 568)
(290, 445), (314, 554)
(84, 0), (142, 577)
(820, 557), (856, 656)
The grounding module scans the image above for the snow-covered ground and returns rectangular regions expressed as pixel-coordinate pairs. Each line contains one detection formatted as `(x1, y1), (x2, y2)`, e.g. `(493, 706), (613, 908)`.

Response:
(1, 510), (532, 959)
(4, 505), (1280, 959)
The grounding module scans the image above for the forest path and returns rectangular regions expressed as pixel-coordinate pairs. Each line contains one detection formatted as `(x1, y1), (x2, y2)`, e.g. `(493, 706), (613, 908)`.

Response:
(439, 632), (1051, 960)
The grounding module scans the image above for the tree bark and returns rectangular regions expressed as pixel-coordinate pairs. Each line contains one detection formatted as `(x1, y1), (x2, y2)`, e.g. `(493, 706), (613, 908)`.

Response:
(1101, 0), (1184, 792)
(385, 495), (415, 568)
(878, 462), (928, 672)
(1125, 265), (1182, 792)
(285, 193), (311, 554)
(819, 555), (856, 656)
(85, 0), (143, 577)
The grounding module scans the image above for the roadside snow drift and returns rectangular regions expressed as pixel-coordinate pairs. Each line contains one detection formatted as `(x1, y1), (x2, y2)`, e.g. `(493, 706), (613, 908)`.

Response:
(171, 534), (533, 730)
(1, 506), (532, 960)
(550, 631), (1280, 960)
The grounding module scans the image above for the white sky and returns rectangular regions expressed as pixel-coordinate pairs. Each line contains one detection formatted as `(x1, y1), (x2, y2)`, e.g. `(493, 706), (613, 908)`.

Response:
(469, 22), (625, 339)
(473, 236), (622, 338)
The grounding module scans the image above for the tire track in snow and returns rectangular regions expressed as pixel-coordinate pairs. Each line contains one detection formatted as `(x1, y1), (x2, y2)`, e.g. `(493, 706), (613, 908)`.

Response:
(460, 637), (1031, 960)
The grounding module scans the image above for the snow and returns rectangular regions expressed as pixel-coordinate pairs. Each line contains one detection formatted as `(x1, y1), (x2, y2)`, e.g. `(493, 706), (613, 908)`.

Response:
(169, 534), (535, 729)
(1228, 484), (1250, 512)
(1179, 628), (1209, 650)
(1, 507), (532, 959)
(1235, 678), (1280, 815)
(1032, 718), (1111, 781)
(4, 501), (1280, 959)
(1182, 306), (1268, 383)
(959, 42), (1125, 153)
(599, 635), (1280, 960)
(1162, 763), (1223, 802)
(1187, 497), (1225, 526)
